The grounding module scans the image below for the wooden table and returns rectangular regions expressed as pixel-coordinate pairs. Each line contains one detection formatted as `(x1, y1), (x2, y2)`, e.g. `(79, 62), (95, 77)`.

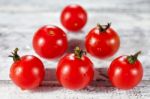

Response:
(0, 0), (150, 98)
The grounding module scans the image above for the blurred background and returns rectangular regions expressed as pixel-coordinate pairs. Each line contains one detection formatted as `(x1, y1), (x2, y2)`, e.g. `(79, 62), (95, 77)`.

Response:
(0, 0), (150, 80)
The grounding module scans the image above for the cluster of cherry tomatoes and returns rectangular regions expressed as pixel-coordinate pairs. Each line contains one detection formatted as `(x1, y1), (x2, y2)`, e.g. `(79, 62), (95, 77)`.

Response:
(9, 4), (143, 90)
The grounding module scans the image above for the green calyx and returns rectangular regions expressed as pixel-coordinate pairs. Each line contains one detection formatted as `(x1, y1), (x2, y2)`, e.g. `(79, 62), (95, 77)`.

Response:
(9, 48), (20, 62)
(97, 23), (111, 32)
(127, 51), (141, 64)
(74, 47), (86, 59)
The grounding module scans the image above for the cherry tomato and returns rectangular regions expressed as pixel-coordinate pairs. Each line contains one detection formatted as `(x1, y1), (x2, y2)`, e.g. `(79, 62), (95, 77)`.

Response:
(56, 47), (94, 90)
(61, 4), (87, 31)
(85, 23), (120, 59)
(33, 25), (68, 59)
(108, 51), (143, 89)
(9, 48), (45, 90)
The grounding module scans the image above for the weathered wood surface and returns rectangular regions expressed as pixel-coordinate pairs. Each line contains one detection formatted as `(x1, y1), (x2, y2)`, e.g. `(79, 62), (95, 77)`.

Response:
(0, 80), (150, 99)
(0, 0), (150, 98)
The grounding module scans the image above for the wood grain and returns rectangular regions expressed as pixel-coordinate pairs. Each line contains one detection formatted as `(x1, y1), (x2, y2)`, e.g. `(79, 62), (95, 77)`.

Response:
(0, 80), (150, 99)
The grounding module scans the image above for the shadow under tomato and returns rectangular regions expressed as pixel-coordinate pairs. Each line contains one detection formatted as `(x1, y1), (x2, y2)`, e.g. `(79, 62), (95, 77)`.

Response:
(30, 67), (115, 93)
(67, 30), (85, 34)
(81, 67), (116, 93)
(29, 68), (61, 93)
(90, 68), (113, 88)
(67, 39), (85, 53)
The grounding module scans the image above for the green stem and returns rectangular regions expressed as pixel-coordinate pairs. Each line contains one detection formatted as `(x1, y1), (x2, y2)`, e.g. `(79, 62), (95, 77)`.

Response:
(9, 48), (20, 62)
(97, 23), (111, 32)
(74, 47), (86, 59)
(127, 51), (141, 64)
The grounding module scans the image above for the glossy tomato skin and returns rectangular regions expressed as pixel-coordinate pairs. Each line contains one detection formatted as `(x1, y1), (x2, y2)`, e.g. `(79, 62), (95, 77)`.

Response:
(108, 56), (143, 90)
(85, 27), (120, 59)
(10, 55), (45, 90)
(56, 54), (94, 90)
(61, 4), (87, 31)
(33, 25), (68, 59)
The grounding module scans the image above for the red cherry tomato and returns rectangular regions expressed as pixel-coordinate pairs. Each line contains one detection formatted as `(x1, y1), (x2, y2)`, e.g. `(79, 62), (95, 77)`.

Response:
(85, 23), (120, 59)
(9, 48), (45, 90)
(33, 25), (68, 59)
(61, 4), (87, 31)
(56, 47), (94, 90)
(108, 51), (143, 89)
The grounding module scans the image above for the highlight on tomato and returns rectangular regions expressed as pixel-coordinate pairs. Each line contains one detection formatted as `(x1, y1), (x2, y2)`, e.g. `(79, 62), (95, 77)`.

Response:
(108, 51), (143, 90)
(9, 48), (45, 90)
(56, 47), (94, 90)
(85, 23), (120, 59)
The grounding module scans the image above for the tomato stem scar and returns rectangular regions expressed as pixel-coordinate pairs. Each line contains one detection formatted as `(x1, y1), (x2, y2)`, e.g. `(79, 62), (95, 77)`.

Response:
(49, 31), (55, 36)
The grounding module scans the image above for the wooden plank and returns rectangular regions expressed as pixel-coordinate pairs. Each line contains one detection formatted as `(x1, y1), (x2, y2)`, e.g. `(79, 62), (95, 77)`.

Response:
(0, 80), (149, 99)
(0, 0), (149, 13)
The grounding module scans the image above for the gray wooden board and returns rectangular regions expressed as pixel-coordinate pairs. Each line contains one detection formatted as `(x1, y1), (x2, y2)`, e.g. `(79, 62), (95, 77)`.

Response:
(0, 0), (150, 98)
(0, 80), (150, 99)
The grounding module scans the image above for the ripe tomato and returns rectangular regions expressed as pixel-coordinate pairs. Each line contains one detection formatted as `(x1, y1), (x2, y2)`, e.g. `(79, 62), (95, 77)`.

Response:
(61, 4), (87, 31)
(9, 48), (45, 90)
(85, 23), (120, 59)
(108, 51), (143, 89)
(33, 25), (68, 59)
(56, 47), (94, 90)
